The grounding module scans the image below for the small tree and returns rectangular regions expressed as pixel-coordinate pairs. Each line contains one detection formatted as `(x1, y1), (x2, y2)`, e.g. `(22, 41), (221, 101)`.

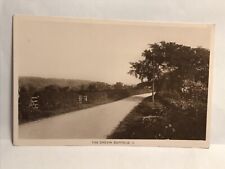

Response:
(114, 82), (124, 90)
(129, 42), (166, 103)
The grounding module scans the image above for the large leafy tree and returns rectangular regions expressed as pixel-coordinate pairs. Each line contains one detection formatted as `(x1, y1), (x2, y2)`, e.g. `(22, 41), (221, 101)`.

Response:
(129, 41), (210, 103)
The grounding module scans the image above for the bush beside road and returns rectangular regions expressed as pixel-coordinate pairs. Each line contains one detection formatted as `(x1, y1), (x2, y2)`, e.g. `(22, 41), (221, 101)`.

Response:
(108, 92), (207, 140)
(19, 83), (150, 124)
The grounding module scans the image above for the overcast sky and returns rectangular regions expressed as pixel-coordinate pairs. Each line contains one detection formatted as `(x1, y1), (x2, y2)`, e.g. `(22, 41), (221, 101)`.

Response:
(15, 16), (213, 85)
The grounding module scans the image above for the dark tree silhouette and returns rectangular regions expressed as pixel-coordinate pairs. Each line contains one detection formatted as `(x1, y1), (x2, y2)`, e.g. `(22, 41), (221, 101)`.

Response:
(129, 41), (210, 103)
(114, 82), (124, 90)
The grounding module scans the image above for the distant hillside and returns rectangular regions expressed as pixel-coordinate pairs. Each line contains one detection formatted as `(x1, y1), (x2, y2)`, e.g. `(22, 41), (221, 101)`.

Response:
(19, 76), (94, 90)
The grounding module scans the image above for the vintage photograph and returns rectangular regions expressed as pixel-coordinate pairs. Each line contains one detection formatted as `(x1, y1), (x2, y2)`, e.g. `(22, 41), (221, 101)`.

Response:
(13, 16), (214, 147)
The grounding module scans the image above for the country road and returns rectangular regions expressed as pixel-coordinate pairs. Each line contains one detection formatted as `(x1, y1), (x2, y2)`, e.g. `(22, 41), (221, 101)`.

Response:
(19, 93), (152, 139)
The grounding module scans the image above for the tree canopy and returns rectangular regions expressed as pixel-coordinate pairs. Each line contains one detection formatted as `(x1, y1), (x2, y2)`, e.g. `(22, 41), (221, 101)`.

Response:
(129, 41), (210, 93)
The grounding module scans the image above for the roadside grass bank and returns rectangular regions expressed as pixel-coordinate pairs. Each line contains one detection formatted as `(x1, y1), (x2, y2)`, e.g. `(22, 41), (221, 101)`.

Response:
(158, 92), (207, 140)
(108, 93), (207, 140)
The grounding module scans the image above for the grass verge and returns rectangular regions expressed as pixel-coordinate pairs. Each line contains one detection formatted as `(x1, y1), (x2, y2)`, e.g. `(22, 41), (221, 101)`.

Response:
(108, 95), (206, 140)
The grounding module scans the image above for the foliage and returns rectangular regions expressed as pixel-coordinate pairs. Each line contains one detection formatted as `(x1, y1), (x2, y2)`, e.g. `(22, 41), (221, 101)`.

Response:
(115, 41), (210, 140)
(109, 95), (206, 140)
(129, 41), (210, 92)
(18, 78), (150, 124)
(114, 82), (124, 89)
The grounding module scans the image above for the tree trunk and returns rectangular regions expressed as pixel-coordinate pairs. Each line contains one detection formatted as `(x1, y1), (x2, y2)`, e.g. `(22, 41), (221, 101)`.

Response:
(152, 80), (155, 103)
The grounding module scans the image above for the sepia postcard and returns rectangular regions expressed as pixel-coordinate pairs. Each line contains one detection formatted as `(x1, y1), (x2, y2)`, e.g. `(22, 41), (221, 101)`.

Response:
(13, 15), (214, 147)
